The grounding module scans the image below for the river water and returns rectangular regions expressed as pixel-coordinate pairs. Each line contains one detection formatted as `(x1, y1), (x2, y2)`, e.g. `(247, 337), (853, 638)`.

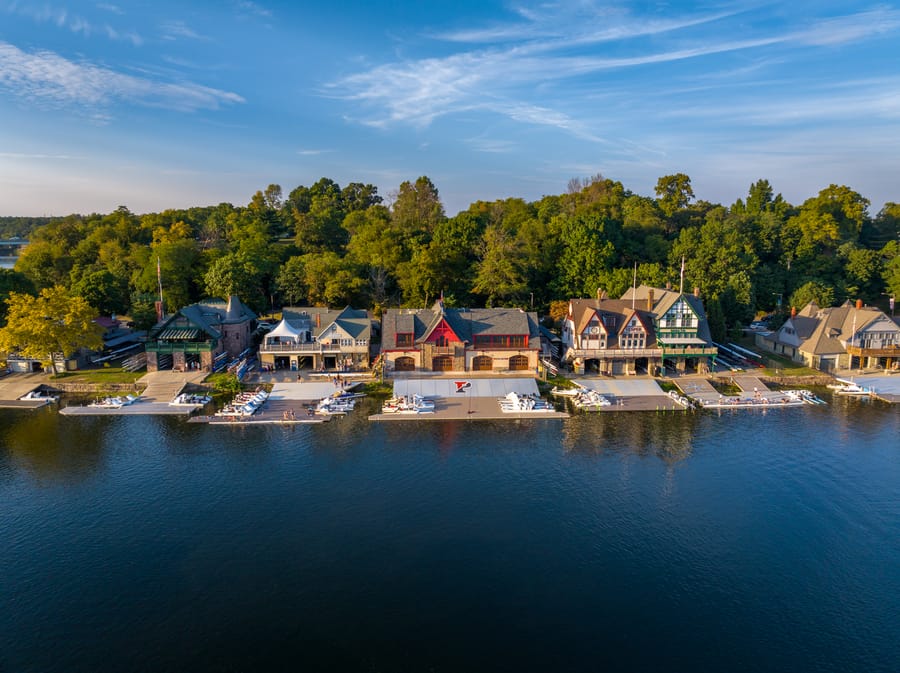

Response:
(1, 398), (898, 672)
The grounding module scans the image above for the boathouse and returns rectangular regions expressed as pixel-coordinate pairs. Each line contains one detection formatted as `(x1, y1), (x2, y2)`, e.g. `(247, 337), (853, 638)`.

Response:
(257, 306), (372, 372)
(380, 301), (541, 374)
(757, 300), (900, 372)
(144, 295), (254, 372)
(562, 285), (717, 375)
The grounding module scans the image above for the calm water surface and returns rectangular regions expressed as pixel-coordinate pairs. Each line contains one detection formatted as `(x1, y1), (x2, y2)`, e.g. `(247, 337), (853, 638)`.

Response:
(1, 398), (898, 672)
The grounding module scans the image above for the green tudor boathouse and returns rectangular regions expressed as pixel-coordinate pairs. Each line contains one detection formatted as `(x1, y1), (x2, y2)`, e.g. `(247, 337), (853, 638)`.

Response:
(145, 295), (255, 372)
(622, 285), (718, 374)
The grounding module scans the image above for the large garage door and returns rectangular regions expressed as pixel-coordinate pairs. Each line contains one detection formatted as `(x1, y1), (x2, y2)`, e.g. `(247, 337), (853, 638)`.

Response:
(432, 355), (454, 371)
(472, 355), (493, 371)
(394, 356), (416, 371)
(509, 354), (529, 371)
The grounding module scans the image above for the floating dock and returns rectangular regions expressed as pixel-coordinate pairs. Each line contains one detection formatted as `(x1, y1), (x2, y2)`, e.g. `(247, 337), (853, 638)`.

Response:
(369, 378), (569, 421)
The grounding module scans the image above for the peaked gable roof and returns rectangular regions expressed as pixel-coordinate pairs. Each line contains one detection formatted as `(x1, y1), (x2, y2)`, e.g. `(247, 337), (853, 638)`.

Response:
(791, 301), (896, 355)
(568, 298), (657, 345)
(382, 304), (540, 349)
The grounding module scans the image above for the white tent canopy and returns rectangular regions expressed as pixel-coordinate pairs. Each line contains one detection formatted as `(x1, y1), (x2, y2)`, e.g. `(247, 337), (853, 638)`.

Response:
(263, 318), (304, 346)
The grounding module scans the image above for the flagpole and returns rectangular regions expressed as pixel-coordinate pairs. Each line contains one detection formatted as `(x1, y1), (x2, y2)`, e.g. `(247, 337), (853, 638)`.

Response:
(157, 256), (165, 318)
(632, 262), (637, 310)
(679, 256), (685, 294)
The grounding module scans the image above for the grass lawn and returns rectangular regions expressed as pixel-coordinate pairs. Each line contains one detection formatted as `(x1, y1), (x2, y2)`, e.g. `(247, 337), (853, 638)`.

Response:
(49, 367), (145, 385)
(732, 334), (821, 377)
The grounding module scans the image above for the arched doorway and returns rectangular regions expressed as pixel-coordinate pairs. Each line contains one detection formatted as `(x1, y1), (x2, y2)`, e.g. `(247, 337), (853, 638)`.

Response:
(472, 355), (493, 371)
(509, 354), (529, 371)
(394, 356), (415, 372)
(432, 355), (454, 371)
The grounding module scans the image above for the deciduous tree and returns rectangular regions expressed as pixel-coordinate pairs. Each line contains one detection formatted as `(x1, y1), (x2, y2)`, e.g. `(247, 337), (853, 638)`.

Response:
(0, 286), (103, 373)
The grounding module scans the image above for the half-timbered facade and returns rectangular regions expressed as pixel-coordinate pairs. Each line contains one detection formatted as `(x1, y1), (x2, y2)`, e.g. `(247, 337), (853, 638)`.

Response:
(562, 286), (718, 375)
(561, 298), (659, 375)
(381, 302), (541, 374)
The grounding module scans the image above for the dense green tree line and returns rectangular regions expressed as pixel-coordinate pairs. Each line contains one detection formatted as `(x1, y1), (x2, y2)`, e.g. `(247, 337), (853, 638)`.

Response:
(3, 175), (899, 333)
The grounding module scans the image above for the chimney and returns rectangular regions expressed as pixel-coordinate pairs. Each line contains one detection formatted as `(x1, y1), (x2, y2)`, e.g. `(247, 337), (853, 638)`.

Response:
(316, 312), (320, 328)
(597, 287), (602, 301)
(665, 281), (672, 290)
(791, 306), (797, 318)
(856, 299), (863, 310)
(693, 286), (700, 298)
(647, 289), (654, 312)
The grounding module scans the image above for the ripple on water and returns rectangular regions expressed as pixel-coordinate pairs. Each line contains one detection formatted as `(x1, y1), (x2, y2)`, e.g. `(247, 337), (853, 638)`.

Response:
(0, 404), (898, 672)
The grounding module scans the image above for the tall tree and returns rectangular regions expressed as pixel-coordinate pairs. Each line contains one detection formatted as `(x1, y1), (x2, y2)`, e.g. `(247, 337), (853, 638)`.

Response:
(391, 176), (445, 245)
(654, 173), (694, 217)
(0, 286), (103, 373)
(0, 269), (35, 326)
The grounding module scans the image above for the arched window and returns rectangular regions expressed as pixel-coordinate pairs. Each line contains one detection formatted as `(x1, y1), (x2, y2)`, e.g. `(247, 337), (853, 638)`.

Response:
(509, 354), (529, 371)
(394, 356), (416, 371)
(473, 355), (493, 371)
(432, 355), (454, 371)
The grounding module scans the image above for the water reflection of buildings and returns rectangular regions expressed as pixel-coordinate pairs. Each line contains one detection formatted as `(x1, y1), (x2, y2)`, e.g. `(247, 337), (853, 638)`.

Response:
(560, 412), (699, 464)
(2, 408), (107, 481)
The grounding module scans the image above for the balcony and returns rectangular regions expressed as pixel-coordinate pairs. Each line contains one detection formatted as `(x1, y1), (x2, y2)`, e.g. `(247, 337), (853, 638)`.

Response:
(146, 341), (216, 354)
(846, 344), (900, 358)
(662, 346), (719, 357)
(573, 348), (661, 358)
(260, 342), (342, 353)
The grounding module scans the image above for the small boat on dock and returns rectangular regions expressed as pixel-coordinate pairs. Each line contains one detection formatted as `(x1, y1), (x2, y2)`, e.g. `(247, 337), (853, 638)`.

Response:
(170, 392), (212, 406)
(783, 389), (827, 405)
(498, 391), (555, 413)
(829, 381), (873, 397)
(215, 389), (269, 417)
(570, 389), (612, 410)
(667, 390), (695, 408)
(550, 386), (581, 397)
(88, 395), (136, 409)
(381, 394), (434, 414)
(19, 388), (59, 403)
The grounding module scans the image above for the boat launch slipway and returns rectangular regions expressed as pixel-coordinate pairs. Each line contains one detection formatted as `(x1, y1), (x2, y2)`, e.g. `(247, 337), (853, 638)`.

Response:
(369, 378), (569, 421)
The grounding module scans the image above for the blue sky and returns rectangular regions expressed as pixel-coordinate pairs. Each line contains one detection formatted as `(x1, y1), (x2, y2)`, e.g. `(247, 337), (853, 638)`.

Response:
(1, 1), (899, 217)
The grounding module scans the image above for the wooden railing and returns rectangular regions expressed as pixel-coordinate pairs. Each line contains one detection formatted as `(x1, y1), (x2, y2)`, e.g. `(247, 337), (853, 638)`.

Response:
(845, 345), (900, 357)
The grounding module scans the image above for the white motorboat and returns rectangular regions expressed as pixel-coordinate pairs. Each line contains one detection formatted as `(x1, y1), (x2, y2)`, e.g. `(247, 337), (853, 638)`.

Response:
(19, 389), (59, 402)
(498, 392), (554, 413)
(88, 396), (125, 408)
(381, 395), (434, 414)
(830, 381), (873, 396)
(550, 386), (581, 397)
(571, 390), (612, 409)
(170, 392), (212, 406)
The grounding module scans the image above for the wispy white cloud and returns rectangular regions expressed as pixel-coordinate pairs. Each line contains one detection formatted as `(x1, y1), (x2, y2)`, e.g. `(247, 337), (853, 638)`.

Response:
(3, 1), (143, 45)
(160, 20), (208, 41)
(331, 6), (900, 140)
(96, 3), (123, 15)
(796, 8), (900, 46)
(297, 149), (333, 156)
(0, 41), (245, 115)
(435, 2), (742, 47)
(466, 136), (517, 153)
(233, 1), (272, 18)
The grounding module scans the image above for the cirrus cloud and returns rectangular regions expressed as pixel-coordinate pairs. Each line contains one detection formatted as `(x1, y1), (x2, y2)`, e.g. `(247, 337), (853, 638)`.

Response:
(0, 41), (245, 115)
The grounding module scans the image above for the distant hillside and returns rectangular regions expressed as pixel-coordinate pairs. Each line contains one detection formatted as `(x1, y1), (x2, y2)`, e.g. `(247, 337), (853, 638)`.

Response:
(0, 216), (61, 239)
